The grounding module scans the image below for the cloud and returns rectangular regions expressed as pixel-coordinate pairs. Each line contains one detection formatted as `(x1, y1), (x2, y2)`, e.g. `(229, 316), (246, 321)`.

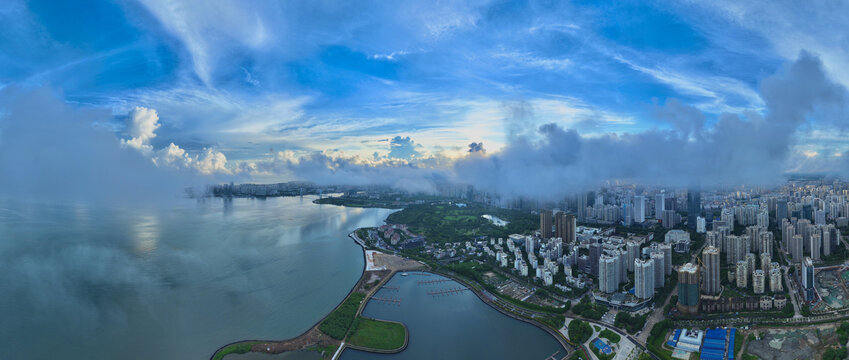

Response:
(387, 136), (423, 160)
(120, 107), (161, 153)
(468, 142), (485, 153)
(0, 88), (190, 203)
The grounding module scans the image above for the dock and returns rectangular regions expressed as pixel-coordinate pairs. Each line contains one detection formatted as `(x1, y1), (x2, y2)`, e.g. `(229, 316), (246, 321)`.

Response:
(426, 287), (470, 296)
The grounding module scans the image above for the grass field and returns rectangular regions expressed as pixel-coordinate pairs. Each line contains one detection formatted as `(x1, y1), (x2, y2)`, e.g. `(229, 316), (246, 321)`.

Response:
(211, 341), (261, 360)
(319, 292), (366, 340)
(347, 317), (406, 350)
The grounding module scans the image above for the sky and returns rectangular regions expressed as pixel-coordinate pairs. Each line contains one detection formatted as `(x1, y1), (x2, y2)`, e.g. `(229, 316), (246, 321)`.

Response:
(2, 0), (849, 199)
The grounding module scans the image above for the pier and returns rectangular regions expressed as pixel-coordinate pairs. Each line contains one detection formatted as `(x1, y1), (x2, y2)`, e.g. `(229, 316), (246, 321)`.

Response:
(381, 285), (400, 291)
(371, 296), (402, 306)
(426, 287), (470, 297)
(417, 279), (452, 285)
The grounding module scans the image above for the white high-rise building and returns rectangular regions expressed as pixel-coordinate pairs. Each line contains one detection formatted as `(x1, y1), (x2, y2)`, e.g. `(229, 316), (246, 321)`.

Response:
(651, 252), (665, 288)
(696, 216), (706, 233)
(753, 270), (765, 294)
(702, 246), (721, 296)
(598, 255), (619, 293)
(769, 268), (783, 292)
(736, 261), (748, 288)
(634, 258), (655, 299)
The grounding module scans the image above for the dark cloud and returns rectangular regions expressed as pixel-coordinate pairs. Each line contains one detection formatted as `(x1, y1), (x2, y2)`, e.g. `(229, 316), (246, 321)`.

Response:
(468, 142), (485, 153)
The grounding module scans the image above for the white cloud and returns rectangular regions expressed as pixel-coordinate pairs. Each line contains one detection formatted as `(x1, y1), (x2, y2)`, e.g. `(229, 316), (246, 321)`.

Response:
(120, 107), (160, 153)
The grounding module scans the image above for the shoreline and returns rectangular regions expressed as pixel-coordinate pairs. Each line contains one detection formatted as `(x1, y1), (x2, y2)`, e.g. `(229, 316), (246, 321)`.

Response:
(210, 231), (413, 360)
(212, 228), (577, 360)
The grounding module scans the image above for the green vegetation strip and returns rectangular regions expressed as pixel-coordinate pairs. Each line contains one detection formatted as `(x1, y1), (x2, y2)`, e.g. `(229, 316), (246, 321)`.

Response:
(347, 317), (407, 351)
(599, 329), (621, 344)
(386, 203), (537, 243)
(319, 292), (366, 340)
(212, 341), (261, 360)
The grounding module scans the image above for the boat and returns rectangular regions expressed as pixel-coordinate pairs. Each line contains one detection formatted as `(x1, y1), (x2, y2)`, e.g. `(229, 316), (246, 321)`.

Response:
(401, 272), (408, 276)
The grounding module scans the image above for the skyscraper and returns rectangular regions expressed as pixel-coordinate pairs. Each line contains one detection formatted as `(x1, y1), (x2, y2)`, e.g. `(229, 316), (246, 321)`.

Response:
(578, 192), (588, 222)
(540, 210), (553, 239)
(655, 193), (665, 220)
(702, 246), (721, 296)
(589, 242), (601, 276)
(677, 263), (700, 315)
(634, 195), (646, 223)
(802, 257), (815, 301)
(688, 188), (701, 230)
(776, 199), (788, 221)
(635, 258), (655, 300)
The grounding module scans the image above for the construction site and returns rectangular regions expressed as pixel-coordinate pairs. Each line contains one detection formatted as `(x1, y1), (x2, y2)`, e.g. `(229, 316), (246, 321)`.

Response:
(744, 325), (839, 360)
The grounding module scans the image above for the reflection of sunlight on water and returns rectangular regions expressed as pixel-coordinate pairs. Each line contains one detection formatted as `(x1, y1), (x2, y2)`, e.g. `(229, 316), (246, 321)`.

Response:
(131, 215), (159, 256)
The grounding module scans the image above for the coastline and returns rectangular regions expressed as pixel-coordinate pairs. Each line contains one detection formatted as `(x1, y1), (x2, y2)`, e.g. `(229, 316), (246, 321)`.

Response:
(210, 231), (413, 360)
(212, 227), (579, 360)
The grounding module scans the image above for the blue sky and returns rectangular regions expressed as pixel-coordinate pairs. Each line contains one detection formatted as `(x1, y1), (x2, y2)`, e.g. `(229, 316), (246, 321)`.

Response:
(2, 0), (849, 191)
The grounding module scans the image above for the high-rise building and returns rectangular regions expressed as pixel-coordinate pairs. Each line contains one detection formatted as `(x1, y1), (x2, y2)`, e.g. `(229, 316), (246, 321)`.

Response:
(753, 270), (765, 294)
(662, 209), (679, 228)
(589, 242), (601, 276)
(578, 192), (588, 222)
(677, 263), (700, 315)
(696, 216), (706, 233)
(525, 236), (536, 255)
(651, 252), (665, 288)
(746, 253), (757, 279)
(555, 212), (576, 243)
(656, 193), (665, 220)
(760, 232), (774, 257)
(810, 232), (822, 262)
(760, 252), (771, 271)
(626, 241), (640, 272)
(702, 246), (721, 296)
(634, 196), (646, 223)
(747, 226), (763, 254)
(688, 188), (701, 230)
(769, 268), (783, 292)
(736, 260), (748, 288)
(816, 210), (826, 225)
(635, 258), (655, 300)
(540, 210), (553, 239)
(790, 235), (804, 263)
(777, 199), (788, 221)
(802, 257), (815, 301)
(598, 255), (619, 293)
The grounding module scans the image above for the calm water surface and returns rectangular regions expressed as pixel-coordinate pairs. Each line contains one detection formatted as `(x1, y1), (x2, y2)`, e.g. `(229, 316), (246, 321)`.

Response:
(340, 273), (566, 360)
(0, 196), (395, 360)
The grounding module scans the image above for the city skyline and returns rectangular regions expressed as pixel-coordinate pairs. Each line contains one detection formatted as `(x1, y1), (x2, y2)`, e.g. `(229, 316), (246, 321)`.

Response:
(3, 1), (849, 202)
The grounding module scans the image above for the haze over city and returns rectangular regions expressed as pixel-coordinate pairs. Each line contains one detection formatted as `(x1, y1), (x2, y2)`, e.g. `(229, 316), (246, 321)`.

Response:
(5, 2), (849, 360)
(4, 1), (849, 202)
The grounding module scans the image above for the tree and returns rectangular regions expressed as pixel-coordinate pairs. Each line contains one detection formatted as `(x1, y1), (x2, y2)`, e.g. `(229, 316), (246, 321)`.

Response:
(568, 320), (593, 344)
